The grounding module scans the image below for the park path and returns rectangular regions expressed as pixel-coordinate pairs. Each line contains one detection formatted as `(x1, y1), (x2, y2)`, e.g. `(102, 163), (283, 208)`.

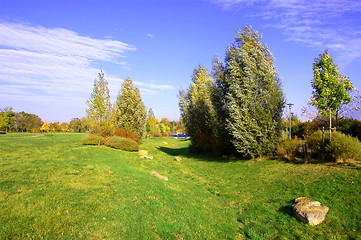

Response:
(0, 134), (44, 139)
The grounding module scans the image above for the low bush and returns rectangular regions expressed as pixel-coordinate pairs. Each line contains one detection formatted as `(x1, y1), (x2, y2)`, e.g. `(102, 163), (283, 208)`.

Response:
(277, 139), (302, 160)
(105, 136), (139, 152)
(114, 128), (139, 143)
(305, 130), (329, 156)
(82, 134), (105, 145)
(306, 131), (361, 162)
(326, 132), (361, 162)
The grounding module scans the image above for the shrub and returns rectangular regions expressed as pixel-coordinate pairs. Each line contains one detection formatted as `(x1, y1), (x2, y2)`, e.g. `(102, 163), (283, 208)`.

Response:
(114, 128), (139, 143)
(326, 132), (361, 162)
(105, 136), (139, 151)
(277, 139), (302, 160)
(306, 130), (361, 162)
(82, 134), (105, 145)
(306, 130), (329, 156)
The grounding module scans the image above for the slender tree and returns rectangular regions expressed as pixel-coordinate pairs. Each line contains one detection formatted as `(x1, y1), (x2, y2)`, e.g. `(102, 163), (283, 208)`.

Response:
(146, 108), (160, 137)
(86, 71), (113, 136)
(179, 65), (218, 152)
(113, 77), (147, 140)
(222, 26), (285, 158)
(311, 50), (354, 139)
(211, 56), (234, 155)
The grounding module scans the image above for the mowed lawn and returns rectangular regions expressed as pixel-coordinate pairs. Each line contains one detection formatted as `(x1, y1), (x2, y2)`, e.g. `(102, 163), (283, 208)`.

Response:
(0, 133), (360, 239)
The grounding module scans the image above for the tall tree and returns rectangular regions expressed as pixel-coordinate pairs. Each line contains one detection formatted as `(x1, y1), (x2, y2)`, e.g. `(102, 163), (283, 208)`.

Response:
(113, 77), (147, 140)
(222, 26), (285, 158)
(146, 108), (160, 137)
(311, 50), (354, 138)
(211, 56), (234, 155)
(179, 65), (218, 152)
(86, 71), (113, 136)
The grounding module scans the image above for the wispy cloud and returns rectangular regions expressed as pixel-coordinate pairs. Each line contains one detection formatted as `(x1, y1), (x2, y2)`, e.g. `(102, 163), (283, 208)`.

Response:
(209, 0), (361, 66)
(147, 33), (155, 39)
(134, 81), (174, 91)
(0, 22), (136, 110)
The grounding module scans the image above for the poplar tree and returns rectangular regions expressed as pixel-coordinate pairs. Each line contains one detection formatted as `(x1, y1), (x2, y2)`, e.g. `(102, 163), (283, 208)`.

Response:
(146, 108), (161, 137)
(114, 77), (147, 140)
(211, 56), (234, 155)
(223, 26), (285, 157)
(86, 71), (113, 136)
(179, 65), (217, 152)
(311, 50), (354, 139)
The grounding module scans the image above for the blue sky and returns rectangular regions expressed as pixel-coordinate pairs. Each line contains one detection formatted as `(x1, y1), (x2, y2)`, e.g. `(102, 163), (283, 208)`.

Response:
(1, 0), (360, 122)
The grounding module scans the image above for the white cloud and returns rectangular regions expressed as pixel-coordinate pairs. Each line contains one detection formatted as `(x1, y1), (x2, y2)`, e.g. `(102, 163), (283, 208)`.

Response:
(209, 0), (361, 66)
(0, 21), (137, 121)
(147, 33), (155, 39)
(134, 81), (174, 91)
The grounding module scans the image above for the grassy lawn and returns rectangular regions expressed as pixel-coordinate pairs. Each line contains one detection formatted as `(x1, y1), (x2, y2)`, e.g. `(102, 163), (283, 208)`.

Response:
(0, 133), (360, 239)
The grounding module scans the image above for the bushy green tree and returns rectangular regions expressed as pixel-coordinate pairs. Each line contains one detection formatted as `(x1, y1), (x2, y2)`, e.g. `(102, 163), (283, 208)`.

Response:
(0, 107), (15, 132)
(15, 111), (43, 132)
(311, 50), (354, 138)
(113, 77), (146, 140)
(69, 118), (88, 132)
(222, 26), (285, 158)
(179, 65), (218, 152)
(86, 71), (113, 136)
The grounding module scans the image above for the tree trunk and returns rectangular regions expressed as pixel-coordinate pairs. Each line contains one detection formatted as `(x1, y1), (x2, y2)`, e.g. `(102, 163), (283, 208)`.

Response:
(329, 108), (332, 142)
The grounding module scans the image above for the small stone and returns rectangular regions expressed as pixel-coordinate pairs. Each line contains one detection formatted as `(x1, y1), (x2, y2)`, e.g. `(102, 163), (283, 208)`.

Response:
(138, 150), (148, 156)
(292, 197), (329, 225)
(150, 171), (168, 181)
(174, 157), (182, 161)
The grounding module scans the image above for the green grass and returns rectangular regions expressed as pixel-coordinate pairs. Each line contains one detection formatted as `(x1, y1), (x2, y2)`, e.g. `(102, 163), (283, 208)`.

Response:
(0, 134), (360, 239)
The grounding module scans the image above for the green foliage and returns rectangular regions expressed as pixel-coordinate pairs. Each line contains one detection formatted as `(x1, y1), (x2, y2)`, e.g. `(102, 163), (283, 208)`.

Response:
(311, 50), (353, 117)
(105, 136), (139, 151)
(146, 116), (161, 137)
(222, 26), (285, 157)
(81, 134), (105, 145)
(277, 139), (302, 160)
(113, 77), (147, 140)
(179, 26), (285, 157)
(0, 107), (15, 132)
(326, 131), (361, 162)
(337, 118), (361, 141)
(13, 111), (43, 132)
(306, 130), (361, 162)
(179, 65), (218, 153)
(69, 117), (88, 133)
(306, 130), (328, 156)
(86, 71), (113, 136)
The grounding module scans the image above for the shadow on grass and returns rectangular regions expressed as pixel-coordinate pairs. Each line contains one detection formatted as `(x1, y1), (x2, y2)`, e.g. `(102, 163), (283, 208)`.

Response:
(278, 201), (294, 217)
(157, 146), (190, 157)
(157, 146), (246, 162)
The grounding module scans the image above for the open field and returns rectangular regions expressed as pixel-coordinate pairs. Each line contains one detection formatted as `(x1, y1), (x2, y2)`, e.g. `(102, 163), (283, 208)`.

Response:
(0, 133), (360, 239)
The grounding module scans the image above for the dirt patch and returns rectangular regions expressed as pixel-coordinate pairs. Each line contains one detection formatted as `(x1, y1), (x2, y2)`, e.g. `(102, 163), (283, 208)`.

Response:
(31, 134), (44, 137)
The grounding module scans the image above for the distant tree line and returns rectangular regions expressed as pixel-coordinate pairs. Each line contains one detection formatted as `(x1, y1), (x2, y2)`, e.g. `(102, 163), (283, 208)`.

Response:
(0, 107), (90, 133)
(0, 107), (43, 132)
